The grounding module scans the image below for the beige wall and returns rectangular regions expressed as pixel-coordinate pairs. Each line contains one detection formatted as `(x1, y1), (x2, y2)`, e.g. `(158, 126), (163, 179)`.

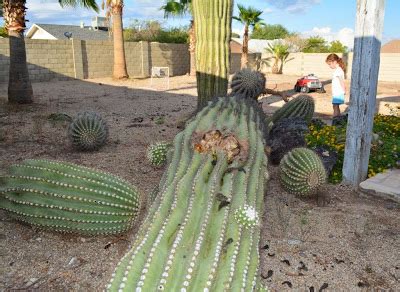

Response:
(260, 52), (400, 82)
(0, 39), (190, 83)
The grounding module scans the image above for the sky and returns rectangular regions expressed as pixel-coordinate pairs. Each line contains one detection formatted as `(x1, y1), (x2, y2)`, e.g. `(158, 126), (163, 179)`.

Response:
(3, 0), (399, 48)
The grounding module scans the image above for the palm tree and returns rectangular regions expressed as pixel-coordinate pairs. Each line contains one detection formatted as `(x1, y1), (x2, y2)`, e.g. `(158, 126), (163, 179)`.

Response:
(161, 0), (196, 76)
(265, 42), (292, 74)
(102, 0), (129, 79)
(3, 0), (98, 104)
(233, 4), (264, 69)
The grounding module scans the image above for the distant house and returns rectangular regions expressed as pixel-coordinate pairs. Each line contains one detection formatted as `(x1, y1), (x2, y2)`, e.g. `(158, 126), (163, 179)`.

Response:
(26, 17), (110, 40)
(381, 39), (400, 53)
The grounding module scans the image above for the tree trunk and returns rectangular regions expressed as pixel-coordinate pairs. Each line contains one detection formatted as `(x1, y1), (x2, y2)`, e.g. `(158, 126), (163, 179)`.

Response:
(342, 0), (385, 186)
(193, 0), (233, 110)
(4, 0), (33, 104)
(188, 19), (196, 76)
(271, 59), (279, 74)
(111, 4), (128, 79)
(241, 24), (249, 69)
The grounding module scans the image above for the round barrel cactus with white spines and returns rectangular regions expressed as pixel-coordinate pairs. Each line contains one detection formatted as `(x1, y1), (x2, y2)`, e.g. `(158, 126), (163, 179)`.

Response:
(280, 147), (326, 196)
(147, 142), (171, 167)
(68, 111), (108, 151)
(231, 68), (266, 100)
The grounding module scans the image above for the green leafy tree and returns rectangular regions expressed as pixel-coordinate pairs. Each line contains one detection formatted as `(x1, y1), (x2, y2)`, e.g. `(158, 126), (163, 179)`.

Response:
(302, 36), (329, 53)
(233, 4), (264, 69)
(265, 42), (292, 74)
(161, 0), (196, 75)
(3, 0), (97, 104)
(0, 26), (7, 37)
(124, 20), (188, 43)
(251, 24), (291, 40)
(329, 40), (348, 53)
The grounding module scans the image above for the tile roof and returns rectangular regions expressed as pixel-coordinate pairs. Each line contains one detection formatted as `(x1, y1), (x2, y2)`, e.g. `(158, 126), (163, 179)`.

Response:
(33, 24), (110, 40)
(381, 40), (400, 53)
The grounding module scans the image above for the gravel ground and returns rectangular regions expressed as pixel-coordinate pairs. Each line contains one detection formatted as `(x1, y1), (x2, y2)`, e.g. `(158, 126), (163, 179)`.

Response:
(0, 75), (399, 291)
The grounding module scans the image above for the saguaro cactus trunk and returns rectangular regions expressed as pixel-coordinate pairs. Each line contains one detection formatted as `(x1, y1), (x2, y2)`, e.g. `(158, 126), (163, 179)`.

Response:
(106, 96), (268, 291)
(192, 0), (233, 110)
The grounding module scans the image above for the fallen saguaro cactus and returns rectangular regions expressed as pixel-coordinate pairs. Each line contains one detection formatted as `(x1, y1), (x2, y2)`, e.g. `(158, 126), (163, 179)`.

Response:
(106, 96), (268, 291)
(0, 159), (140, 235)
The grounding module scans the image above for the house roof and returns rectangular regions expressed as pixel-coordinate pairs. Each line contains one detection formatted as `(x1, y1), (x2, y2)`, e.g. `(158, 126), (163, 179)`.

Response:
(232, 38), (283, 53)
(381, 40), (400, 53)
(26, 24), (110, 40)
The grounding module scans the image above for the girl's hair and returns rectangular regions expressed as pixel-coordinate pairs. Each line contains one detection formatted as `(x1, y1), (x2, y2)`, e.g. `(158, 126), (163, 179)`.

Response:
(326, 53), (346, 71)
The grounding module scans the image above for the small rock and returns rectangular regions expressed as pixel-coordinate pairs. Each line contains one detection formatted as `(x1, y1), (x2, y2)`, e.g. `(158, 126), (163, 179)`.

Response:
(67, 257), (80, 268)
(80, 237), (86, 243)
(25, 277), (39, 287)
(288, 239), (302, 245)
(35, 237), (42, 242)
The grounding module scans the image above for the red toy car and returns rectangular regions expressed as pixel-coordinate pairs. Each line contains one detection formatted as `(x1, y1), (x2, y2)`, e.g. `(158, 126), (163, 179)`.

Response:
(294, 74), (326, 93)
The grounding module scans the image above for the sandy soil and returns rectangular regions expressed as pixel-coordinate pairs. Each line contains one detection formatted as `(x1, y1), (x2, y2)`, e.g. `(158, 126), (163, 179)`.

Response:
(0, 75), (399, 291)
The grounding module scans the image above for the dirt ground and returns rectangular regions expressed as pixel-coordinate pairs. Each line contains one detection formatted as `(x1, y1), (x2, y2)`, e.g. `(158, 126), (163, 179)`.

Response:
(0, 74), (399, 291)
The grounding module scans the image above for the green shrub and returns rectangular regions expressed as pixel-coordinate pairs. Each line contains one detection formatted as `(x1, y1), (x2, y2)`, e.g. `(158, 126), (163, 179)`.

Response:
(306, 114), (400, 183)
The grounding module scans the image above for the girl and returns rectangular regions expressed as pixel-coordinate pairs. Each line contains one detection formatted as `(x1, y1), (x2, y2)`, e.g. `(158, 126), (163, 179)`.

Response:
(325, 53), (346, 117)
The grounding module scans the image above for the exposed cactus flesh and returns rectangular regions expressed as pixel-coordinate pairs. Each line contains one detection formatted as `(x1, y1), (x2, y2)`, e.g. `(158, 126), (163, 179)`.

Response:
(0, 159), (140, 235)
(147, 142), (171, 167)
(106, 96), (268, 292)
(280, 147), (326, 196)
(231, 69), (266, 100)
(68, 111), (108, 151)
(267, 95), (315, 129)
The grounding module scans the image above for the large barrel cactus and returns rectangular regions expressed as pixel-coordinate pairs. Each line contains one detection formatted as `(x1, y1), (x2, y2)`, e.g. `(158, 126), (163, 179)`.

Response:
(106, 96), (268, 291)
(231, 69), (266, 100)
(68, 111), (109, 151)
(267, 95), (315, 129)
(0, 159), (140, 235)
(280, 147), (326, 196)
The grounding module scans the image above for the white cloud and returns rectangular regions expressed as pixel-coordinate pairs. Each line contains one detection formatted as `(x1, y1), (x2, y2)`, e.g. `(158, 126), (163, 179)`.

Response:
(302, 26), (355, 49)
(265, 0), (320, 13)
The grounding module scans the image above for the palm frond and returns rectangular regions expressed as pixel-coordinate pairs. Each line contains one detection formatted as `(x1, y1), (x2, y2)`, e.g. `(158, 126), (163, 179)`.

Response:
(59, 0), (99, 12)
(160, 0), (190, 18)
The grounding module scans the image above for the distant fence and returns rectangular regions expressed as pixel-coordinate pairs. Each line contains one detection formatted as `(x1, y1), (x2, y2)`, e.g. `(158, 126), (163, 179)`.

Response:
(0, 39), (398, 83)
(259, 52), (400, 82)
(0, 39), (190, 83)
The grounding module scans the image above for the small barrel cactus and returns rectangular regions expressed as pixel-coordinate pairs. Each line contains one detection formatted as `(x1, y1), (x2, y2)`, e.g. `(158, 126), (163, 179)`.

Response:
(0, 159), (140, 235)
(147, 142), (171, 166)
(268, 95), (315, 129)
(68, 111), (108, 151)
(280, 147), (326, 196)
(231, 68), (266, 100)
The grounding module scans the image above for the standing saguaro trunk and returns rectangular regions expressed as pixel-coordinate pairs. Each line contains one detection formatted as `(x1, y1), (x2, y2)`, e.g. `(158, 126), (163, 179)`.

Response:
(111, 3), (129, 79)
(193, 0), (233, 110)
(342, 0), (385, 186)
(4, 0), (33, 104)
(241, 24), (249, 69)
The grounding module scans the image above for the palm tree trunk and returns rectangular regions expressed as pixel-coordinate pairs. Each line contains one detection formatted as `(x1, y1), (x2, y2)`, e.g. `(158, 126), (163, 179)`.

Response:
(241, 24), (249, 69)
(111, 4), (128, 79)
(193, 0), (233, 110)
(4, 0), (33, 103)
(188, 19), (196, 76)
(272, 59), (279, 74)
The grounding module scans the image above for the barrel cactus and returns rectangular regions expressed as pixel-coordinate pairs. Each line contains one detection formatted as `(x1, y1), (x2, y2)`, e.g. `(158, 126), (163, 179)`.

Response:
(267, 95), (315, 129)
(106, 96), (268, 291)
(231, 69), (266, 100)
(68, 111), (108, 151)
(147, 142), (171, 167)
(280, 147), (326, 196)
(0, 159), (140, 235)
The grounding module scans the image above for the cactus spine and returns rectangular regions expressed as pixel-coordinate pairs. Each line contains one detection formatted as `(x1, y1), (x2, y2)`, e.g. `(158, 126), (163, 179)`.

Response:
(193, 0), (233, 109)
(0, 159), (140, 235)
(280, 147), (326, 196)
(147, 142), (171, 167)
(68, 111), (108, 151)
(268, 95), (315, 128)
(106, 96), (268, 291)
(231, 69), (266, 100)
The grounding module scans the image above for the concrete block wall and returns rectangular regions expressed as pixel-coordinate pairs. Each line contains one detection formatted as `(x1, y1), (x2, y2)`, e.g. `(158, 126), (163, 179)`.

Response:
(0, 39), (10, 82)
(150, 42), (190, 76)
(81, 40), (113, 79)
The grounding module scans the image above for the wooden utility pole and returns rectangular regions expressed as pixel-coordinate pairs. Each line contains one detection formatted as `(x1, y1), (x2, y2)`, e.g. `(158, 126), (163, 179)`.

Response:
(342, 0), (385, 186)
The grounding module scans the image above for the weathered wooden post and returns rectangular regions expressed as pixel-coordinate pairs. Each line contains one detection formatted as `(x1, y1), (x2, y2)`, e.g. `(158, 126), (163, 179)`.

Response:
(342, 0), (385, 186)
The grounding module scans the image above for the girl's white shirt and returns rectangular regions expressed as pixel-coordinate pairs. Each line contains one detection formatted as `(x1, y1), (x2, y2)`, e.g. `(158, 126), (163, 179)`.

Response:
(332, 66), (345, 96)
